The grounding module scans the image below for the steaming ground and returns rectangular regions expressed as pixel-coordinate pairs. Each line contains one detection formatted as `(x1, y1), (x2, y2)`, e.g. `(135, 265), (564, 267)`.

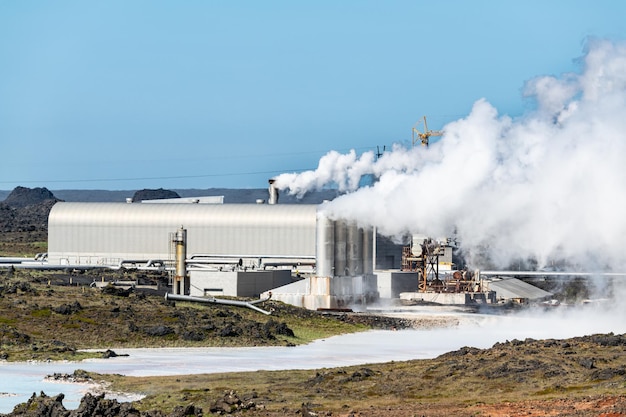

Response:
(274, 39), (626, 273)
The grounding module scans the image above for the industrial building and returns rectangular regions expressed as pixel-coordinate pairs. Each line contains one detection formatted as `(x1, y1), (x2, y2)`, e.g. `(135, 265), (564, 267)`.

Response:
(45, 182), (549, 310)
(46, 183), (385, 309)
(48, 202), (318, 270)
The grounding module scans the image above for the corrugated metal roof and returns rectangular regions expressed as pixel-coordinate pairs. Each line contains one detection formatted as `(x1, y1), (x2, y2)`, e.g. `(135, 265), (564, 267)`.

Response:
(49, 202), (317, 227)
(486, 277), (553, 300)
(141, 196), (224, 204)
(48, 202), (319, 262)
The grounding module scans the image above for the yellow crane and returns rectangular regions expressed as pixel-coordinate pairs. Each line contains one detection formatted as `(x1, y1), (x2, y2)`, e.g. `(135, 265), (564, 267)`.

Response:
(412, 116), (443, 147)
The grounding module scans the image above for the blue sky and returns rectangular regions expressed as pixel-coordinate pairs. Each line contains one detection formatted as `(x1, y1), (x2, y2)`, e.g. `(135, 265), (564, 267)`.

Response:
(1, 1), (625, 190)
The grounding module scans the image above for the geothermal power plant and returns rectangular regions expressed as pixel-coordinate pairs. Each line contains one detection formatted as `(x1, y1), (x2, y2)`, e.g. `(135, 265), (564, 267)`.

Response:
(8, 181), (554, 310)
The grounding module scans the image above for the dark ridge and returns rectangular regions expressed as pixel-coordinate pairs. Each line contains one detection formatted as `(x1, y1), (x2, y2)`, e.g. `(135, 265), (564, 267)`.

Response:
(0, 187), (62, 233)
(3, 186), (58, 208)
(1, 188), (342, 204)
(132, 188), (181, 202)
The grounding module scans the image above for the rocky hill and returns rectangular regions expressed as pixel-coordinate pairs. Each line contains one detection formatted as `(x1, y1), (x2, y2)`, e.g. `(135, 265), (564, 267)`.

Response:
(131, 188), (181, 202)
(2, 186), (58, 208)
(0, 187), (61, 233)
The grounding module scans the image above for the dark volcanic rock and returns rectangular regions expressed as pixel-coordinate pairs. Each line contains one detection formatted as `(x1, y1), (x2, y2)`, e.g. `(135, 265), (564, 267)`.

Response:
(144, 325), (175, 337)
(210, 390), (255, 414)
(264, 319), (295, 337)
(53, 301), (83, 315)
(100, 285), (132, 297)
(3, 187), (58, 208)
(219, 324), (240, 337)
(4, 391), (202, 417)
(131, 188), (180, 202)
(8, 392), (68, 417)
(0, 187), (61, 233)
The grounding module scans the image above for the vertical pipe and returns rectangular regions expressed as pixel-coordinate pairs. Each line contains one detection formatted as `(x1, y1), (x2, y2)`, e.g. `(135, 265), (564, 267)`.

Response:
(372, 227), (377, 271)
(173, 226), (187, 295)
(347, 221), (361, 276)
(268, 179), (279, 205)
(316, 210), (335, 278)
(362, 226), (373, 275)
(334, 219), (347, 277)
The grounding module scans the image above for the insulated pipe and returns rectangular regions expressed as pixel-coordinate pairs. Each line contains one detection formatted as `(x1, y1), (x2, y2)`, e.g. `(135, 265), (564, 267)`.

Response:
(334, 219), (347, 277)
(173, 227), (187, 295)
(372, 227), (377, 271)
(0, 257), (38, 263)
(362, 226), (373, 275)
(316, 210), (335, 278)
(189, 254), (315, 260)
(0, 264), (104, 270)
(261, 261), (316, 267)
(165, 292), (272, 315)
(347, 221), (361, 276)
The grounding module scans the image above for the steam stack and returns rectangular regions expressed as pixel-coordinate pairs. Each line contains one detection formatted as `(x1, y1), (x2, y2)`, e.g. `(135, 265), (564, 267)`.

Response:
(268, 179), (279, 205)
(285, 211), (377, 309)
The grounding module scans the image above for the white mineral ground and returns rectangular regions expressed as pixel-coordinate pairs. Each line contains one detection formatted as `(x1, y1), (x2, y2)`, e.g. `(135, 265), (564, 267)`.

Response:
(1, 303), (625, 413)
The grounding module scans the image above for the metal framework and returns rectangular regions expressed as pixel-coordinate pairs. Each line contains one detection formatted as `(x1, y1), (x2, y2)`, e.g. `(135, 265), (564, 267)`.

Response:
(412, 116), (443, 147)
(402, 239), (474, 293)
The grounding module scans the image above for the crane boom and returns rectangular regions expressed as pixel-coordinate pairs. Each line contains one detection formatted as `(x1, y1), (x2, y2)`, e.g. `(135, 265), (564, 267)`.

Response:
(412, 116), (443, 147)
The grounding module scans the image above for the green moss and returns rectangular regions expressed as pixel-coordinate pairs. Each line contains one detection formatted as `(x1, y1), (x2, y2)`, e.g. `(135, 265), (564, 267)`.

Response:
(76, 315), (98, 325)
(30, 308), (52, 318)
(0, 317), (17, 325)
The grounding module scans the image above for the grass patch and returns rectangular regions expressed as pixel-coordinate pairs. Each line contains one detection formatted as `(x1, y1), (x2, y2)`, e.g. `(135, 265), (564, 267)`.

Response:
(0, 272), (370, 361)
(0, 317), (17, 325)
(75, 315), (99, 325)
(286, 322), (366, 344)
(30, 309), (52, 318)
(93, 353), (626, 416)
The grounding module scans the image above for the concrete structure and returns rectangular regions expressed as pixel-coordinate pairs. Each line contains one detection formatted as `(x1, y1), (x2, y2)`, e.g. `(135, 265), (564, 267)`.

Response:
(399, 291), (496, 305)
(261, 274), (378, 310)
(189, 269), (293, 298)
(263, 211), (378, 309)
(376, 270), (419, 299)
(483, 277), (553, 302)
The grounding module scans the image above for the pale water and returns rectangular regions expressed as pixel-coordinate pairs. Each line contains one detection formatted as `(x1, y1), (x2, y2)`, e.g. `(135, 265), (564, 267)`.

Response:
(1, 307), (624, 413)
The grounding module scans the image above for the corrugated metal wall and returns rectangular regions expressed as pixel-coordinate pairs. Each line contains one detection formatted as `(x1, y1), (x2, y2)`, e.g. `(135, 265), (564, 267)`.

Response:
(48, 202), (318, 265)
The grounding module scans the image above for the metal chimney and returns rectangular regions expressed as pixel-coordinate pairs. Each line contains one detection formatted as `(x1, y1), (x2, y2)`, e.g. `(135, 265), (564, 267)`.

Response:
(172, 226), (187, 295)
(268, 179), (279, 204)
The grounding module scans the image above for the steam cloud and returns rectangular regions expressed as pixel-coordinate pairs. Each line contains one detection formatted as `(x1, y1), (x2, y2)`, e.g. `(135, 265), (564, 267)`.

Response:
(274, 39), (626, 270)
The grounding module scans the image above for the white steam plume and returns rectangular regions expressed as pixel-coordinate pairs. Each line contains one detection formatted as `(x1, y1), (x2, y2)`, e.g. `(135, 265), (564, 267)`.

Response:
(274, 39), (626, 270)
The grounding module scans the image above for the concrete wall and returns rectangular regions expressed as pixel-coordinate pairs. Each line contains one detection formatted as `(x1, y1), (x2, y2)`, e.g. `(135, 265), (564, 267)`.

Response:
(376, 270), (418, 299)
(263, 274), (379, 310)
(189, 269), (293, 298)
(375, 234), (407, 270)
(399, 291), (496, 305)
